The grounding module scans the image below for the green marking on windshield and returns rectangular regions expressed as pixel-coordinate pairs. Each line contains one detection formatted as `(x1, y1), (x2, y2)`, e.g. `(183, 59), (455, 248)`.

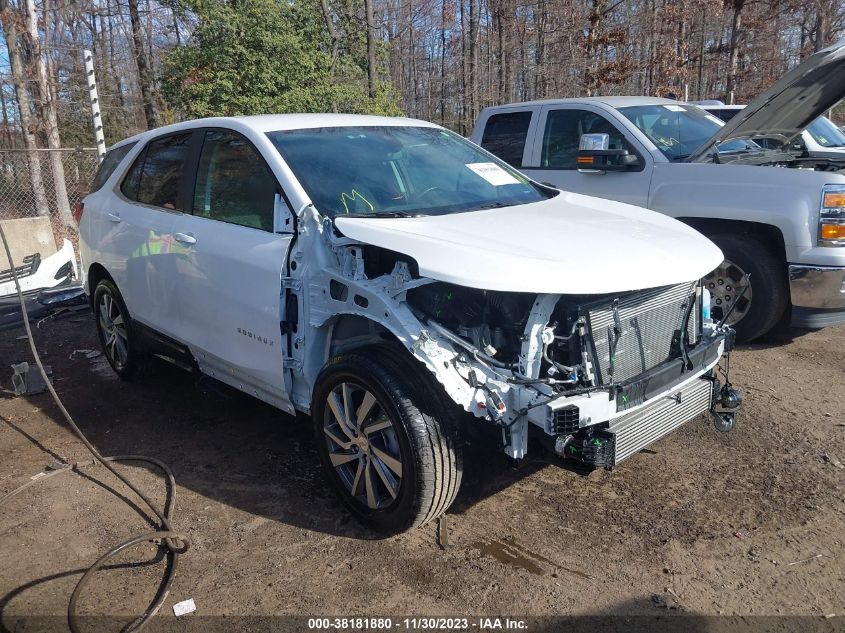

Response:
(340, 189), (375, 214)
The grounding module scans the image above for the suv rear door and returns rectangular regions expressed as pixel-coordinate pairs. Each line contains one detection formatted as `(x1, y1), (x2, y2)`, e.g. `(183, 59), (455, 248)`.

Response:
(106, 132), (191, 337)
(170, 128), (295, 413)
(521, 104), (652, 206)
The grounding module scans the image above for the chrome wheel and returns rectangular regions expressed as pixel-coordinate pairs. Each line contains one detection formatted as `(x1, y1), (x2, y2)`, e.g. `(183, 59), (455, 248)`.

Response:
(98, 292), (129, 368)
(323, 382), (403, 510)
(703, 259), (753, 326)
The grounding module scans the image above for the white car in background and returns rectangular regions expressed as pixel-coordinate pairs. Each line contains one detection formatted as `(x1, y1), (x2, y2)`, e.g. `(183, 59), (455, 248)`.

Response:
(78, 113), (740, 533)
(696, 101), (845, 160)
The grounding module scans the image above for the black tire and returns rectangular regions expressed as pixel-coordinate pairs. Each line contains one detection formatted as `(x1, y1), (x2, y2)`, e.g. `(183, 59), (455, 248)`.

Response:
(93, 279), (144, 379)
(312, 347), (462, 534)
(704, 233), (788, 343)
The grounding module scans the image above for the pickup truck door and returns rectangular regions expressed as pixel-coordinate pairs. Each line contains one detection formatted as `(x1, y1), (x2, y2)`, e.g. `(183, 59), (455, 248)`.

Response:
(171, 128), (295, 414)
(521, 105), (652, 207)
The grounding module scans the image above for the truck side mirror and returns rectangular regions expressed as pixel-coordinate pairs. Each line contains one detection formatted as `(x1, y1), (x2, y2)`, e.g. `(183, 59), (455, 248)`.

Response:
(577, 133), (641, 173)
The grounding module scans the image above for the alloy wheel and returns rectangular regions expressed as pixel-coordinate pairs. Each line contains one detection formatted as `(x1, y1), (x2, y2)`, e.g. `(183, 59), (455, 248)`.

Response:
(323, 382), (403, 510)
(98, 292), (129, 368)
(703, 259), (753, 326)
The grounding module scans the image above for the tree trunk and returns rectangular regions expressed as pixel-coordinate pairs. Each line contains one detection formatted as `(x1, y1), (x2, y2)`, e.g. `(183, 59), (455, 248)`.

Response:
(128, 0), (157, 129)
(24, 0), (73, 228)
(364, 0), (377, 97)
(439, 0), (447, 124)
(319, 0), (341, 71)
(468, 0), (479, 124)
(725, 0), (745, 105)
(0, 0), (50, 219)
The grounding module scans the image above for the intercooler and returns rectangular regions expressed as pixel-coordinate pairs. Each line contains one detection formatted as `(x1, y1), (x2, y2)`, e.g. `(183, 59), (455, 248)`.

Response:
(609, 377), (713, 465)
(584, 282), (699, 386)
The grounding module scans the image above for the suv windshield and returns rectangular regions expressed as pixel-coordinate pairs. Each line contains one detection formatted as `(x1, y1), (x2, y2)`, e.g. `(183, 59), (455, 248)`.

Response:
(618, 104), (755, 161)
(806, 116), (845, 148)
(267, 126), (552, 217)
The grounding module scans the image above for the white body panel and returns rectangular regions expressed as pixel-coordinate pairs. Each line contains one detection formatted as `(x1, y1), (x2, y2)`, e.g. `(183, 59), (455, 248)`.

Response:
(169, 213), (294, 412)
(336, 194), (722, 294)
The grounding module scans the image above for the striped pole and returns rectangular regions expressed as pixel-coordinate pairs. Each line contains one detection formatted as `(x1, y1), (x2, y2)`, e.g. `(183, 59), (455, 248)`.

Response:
(83, 49), (106, 161)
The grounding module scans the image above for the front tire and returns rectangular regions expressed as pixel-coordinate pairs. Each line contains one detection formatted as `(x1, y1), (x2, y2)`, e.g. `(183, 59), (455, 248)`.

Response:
(312, 348), (462, 534)
(93, 279), (144, 379)
(702, 234), (788, 342)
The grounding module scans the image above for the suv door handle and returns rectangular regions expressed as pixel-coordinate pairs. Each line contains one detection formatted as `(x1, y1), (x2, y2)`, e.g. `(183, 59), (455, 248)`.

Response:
(107, 213), (121, 223)
(173, 232), (197, 245)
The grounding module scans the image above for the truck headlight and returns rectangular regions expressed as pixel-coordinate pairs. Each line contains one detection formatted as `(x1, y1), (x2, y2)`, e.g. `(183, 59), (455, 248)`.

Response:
(820, 184), (845, 246)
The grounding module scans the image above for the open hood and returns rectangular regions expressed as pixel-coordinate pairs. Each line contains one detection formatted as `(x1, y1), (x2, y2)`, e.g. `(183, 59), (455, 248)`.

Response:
(690, 39), (845, 162)
(333, 192), (723, 295)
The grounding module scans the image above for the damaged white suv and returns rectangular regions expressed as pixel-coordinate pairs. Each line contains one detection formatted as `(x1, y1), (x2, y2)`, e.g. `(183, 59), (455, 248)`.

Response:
(78, 115), (742, 533)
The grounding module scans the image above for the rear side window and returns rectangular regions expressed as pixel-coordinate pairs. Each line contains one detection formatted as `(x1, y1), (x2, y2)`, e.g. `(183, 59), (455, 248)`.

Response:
(120, 133), (192, 210)
(192, 130), (277, 231)
(90, 142), (136, 192)
(480, 111), (532, 167)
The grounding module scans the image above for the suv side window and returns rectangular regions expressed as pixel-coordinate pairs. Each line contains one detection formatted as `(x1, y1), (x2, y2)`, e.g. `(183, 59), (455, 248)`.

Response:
(121, 133), (192, 210)
(480, 111), (532, 167)
(192, 130), (277, 231)
(90, 142), (136, 192)
(542, 109), (629, 169)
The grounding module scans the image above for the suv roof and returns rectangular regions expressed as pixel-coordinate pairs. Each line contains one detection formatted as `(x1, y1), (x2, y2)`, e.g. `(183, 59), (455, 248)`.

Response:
(108, 113), (437, 151)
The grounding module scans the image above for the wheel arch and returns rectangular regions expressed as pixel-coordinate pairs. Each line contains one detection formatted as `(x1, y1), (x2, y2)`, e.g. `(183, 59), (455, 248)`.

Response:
(677, 217), (788, 264)
(86, 263), (115, 309)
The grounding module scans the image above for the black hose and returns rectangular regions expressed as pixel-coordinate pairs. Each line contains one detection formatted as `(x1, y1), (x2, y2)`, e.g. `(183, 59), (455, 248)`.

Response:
(0, 222), (187, 632)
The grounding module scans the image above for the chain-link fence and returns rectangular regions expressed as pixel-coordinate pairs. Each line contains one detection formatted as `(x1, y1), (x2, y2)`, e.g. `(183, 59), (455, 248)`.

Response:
(0, 148), (100, 247)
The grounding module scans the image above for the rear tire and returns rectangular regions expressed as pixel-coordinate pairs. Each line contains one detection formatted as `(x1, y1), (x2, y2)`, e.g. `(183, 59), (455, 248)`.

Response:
(93, 279), (144, 379)
(703, 233), (788, 343)
(312, 347), (462, 534)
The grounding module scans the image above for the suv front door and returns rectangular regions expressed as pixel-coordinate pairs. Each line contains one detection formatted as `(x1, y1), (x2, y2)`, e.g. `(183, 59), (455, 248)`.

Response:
(521, 105), (652, 206)
(172, 128), (295, 413)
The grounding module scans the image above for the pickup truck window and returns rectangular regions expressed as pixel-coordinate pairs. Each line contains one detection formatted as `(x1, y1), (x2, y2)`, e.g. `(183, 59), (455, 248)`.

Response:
(192, 130), (277, 231)
(268, 126), (552, 218)
(806, 116), (845, 148)
(480, 111), (532, 167)
(541, 109), (628, 169)
(618, 105), (727, 162)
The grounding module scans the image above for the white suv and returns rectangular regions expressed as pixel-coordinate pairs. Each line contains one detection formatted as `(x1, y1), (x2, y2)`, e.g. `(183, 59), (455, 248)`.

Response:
(79, 114), (740, 533)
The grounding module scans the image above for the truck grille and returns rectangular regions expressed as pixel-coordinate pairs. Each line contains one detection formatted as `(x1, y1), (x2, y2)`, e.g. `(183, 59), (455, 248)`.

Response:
(609, 377), (712, 465)
(585, 282), (699, 385)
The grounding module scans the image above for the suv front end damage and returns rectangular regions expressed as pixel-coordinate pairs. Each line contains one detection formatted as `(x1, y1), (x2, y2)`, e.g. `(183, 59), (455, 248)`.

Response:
(291, 207), (740, 468)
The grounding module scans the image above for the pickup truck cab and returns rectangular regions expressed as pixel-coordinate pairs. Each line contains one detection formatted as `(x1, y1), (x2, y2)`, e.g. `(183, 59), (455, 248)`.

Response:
(79, 114), (740, 533)
(471, 41), (845, 341)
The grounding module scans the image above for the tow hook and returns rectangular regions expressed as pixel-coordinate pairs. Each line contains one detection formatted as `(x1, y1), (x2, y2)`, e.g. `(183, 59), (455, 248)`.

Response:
(710, 382), (742, 433)
(711, 409), (737, 433)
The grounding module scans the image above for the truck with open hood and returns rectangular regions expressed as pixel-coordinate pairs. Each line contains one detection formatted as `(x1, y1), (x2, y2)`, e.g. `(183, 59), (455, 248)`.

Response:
(78, 113), (741, 533)
(472, 40), (845, 342)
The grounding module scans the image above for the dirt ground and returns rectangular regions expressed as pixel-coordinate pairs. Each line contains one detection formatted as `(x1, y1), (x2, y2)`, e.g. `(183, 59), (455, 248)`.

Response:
(1, 313), (844, 631)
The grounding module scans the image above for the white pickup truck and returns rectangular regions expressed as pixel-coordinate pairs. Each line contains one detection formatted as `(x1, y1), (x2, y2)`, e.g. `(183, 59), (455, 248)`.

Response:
(471, 41), (845, 342)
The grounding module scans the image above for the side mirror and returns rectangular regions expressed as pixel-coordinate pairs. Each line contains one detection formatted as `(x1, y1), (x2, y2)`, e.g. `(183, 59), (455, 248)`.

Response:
(577, 133), (641, 173)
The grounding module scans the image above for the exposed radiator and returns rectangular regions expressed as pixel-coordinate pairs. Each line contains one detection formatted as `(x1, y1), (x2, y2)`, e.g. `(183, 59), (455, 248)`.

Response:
(609, 377), (712, 465)
(585, 282), (699, 385)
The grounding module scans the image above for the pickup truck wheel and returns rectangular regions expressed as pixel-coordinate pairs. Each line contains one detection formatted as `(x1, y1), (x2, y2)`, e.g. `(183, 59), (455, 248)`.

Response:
(93, 280), (143, 379)
(312, 349), (462, 534)
(702, 234), (788, 342)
